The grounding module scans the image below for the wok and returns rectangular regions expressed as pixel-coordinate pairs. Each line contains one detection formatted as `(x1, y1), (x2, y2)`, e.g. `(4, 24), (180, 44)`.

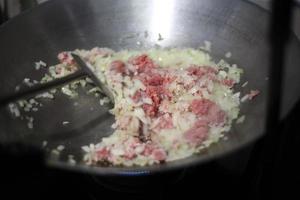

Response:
(0, 0), (299, 175)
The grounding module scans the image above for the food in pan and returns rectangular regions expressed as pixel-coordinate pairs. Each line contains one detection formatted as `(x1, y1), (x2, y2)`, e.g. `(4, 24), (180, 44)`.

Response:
(61, 48), (244, 166)
(11, 47), (259, 166)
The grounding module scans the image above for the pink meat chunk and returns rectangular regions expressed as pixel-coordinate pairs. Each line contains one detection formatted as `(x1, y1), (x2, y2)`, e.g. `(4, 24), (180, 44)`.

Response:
(221, 78), (235, 88)
(190, 99), (226, 126)
(207, 104), (226, 125)
(187, 66), (217, 77)
(58, 52), (74, 65)
(151, 148), (167, 161)
(96, 147), (110, 160)
(190, 99), (214, 116)
(184, 122), (209, 146)
(156, 114), (174, 130)
(110, 60), (126, 74)
(129, 54), (156, 73)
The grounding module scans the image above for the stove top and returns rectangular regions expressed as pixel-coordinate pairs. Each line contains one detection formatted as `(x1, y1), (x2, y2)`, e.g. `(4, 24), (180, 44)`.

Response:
(2, 163), (244, 199)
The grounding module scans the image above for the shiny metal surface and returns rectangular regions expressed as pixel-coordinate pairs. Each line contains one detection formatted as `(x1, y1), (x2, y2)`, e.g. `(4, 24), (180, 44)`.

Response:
(71, 53), (115, 103)
(0, 0), (299, 175)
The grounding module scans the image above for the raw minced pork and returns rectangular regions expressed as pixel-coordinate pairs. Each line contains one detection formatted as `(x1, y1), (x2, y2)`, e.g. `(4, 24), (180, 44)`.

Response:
(60, 47), (243, 166)
(18, 47), (245, 167)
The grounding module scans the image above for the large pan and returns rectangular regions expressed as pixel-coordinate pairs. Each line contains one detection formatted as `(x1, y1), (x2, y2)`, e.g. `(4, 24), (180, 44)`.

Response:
(0, 0), (299, 175)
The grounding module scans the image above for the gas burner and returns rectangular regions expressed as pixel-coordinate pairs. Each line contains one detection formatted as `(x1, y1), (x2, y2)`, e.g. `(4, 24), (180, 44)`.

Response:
(84, 169), (187, 195)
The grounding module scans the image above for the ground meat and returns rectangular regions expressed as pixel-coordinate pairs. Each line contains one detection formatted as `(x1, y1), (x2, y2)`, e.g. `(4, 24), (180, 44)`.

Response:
(159, 100), (170, 113)
(155, 113), (174, 130)
(123, 137), (143, 159)
(190, 99), (226, 126)
(141, 86), (163, 117)
(129, 54), (156, 73)
(58, 52), (74, 65)
(184, 121), (209, 146)
(24, 48), (246, 167)
(151, 148), (167, 161)
(117, 116), (140, 134)
(78, 49), (244, 166)
(96, 147), (110, 160)
(190, 99), (214, 116)
(146, 86), (161, 105)
(187, 66), (217, 78)
(130, 59), (173, 118)
(132, 90), (142, 103)
(221, 78), (235, 88)
(143, 72), (164, 86)
(142, 104), (158, 117)
(124, 148), (136, 160)
(142, 143), (166, 162)
(143, 144), (154, 156)
(207, 104), (226, 125)
(110, 60), (126, 74)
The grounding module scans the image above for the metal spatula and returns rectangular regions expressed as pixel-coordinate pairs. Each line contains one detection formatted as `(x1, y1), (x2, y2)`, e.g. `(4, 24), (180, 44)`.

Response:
(0, 54), (114, 106)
